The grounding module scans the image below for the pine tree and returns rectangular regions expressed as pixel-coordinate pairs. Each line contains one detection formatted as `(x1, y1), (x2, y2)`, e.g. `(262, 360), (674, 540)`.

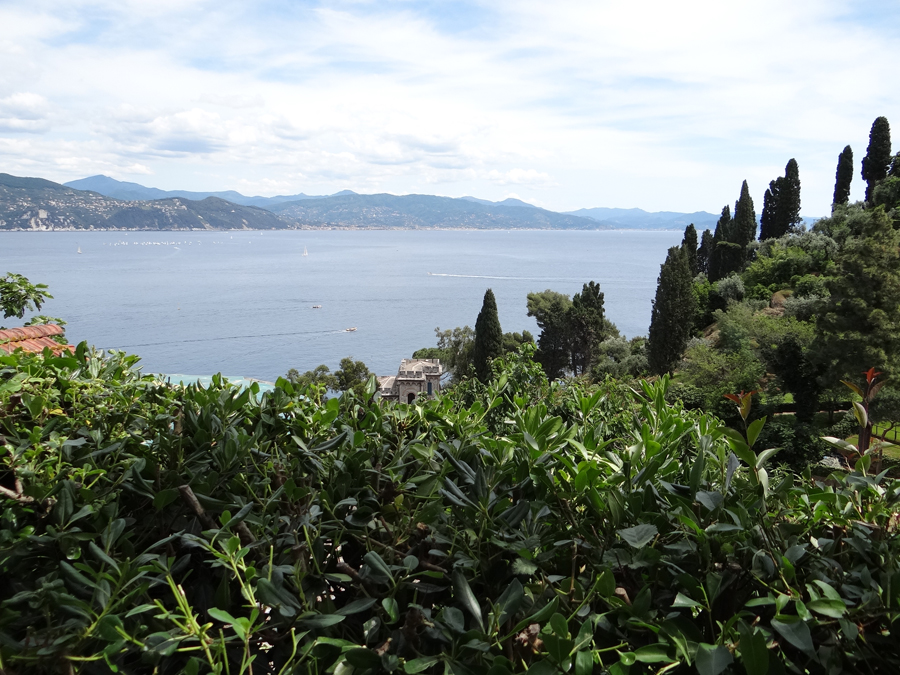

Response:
(862, 116), (892, 202)
(527, 290), (572, 380)
(814, 207), (900, 383)
(732, 180), (757, 249)
(759, 177), (781, 240)
(568, 281), (606, 376)
(681, 224), (699, 277)
(697, 229), (713, 276)
(648, 246), (696, 375)
(473, 288), (503, 383)
(832, 145), (854, 208)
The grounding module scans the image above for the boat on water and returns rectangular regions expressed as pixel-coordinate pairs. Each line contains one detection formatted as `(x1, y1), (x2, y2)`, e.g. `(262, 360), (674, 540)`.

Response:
(312, 304), (322, 309)
(77, 245), (82, 254)
(302, 246), (308, 256)
(345, 327), (357, 332)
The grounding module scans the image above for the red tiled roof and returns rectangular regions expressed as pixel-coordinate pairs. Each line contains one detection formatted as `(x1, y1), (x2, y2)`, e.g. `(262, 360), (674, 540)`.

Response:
(0, 324), (74, 356)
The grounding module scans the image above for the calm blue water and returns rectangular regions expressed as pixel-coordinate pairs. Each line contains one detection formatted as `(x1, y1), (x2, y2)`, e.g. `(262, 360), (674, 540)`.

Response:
(1, 230), (682, 381)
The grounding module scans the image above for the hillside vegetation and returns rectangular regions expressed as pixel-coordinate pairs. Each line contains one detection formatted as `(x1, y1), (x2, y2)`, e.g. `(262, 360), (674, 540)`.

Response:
(269, 193), (605, 230)
(0, 174), (290, 231)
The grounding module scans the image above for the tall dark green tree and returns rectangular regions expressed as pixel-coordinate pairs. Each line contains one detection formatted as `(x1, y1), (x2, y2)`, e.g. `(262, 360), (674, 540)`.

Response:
(814, 207), (900, 384)
(527, 290), (572, 380)
(732, 180), (757, 249)
(833, 145), (854, 208)
(708, 206), (730, 282)
(759, 178), (781, 241)
(778, 158), (802, 234)
(710, 205), (743, 281)
(862, 116), (892, 202)
(681, 224), (699, 276)
(759, 159), (801, 239)
(648, 247), (696, 375)
(568, 281), (606, 376)
(697, 229), (713, 276)
(473, 288), (503, 383)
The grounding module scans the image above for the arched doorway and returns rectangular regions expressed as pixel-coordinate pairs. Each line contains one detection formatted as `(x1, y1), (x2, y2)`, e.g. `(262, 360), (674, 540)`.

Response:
(407, 392), (416, 404)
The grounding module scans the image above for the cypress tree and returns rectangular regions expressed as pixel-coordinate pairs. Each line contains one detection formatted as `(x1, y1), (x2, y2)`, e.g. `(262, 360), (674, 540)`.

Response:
(697, 229), (713, 276)
(760, 159), (801, 239)
(862, 116), (892, 202)
(777, 158), (802, 235)
(648, 246), (696, 375)
(759, 177), (781, 240)
(473, 288), (503, 383)
(708, 205), (731, 282)
(832, 145), (854, 208)
(732, 180), (757, 249)
(681, 223), (699, 277)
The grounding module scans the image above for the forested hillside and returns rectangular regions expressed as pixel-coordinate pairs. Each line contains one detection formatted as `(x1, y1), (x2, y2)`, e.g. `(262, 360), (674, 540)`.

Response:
(269, 193), (604, 230)
(0, 174), (290, 231)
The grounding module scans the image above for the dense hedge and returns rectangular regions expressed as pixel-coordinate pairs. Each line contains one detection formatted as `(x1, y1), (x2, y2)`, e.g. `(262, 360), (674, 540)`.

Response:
(1, 345), (900, 674)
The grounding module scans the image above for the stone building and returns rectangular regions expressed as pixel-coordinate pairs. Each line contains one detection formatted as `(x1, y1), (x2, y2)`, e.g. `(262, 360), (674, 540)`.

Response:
(377, 358), (443, 403)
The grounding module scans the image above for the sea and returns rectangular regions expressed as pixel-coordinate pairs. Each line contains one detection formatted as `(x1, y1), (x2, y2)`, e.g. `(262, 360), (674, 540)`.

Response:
(1, 229), (683, 382)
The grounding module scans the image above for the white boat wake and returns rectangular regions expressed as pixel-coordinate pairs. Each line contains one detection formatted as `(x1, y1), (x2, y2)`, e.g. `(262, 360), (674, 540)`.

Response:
(428, 272), (533, 280)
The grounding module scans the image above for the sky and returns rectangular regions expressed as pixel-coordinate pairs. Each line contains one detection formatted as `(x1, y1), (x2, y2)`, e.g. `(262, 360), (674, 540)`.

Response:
(1, 0), (899, 216)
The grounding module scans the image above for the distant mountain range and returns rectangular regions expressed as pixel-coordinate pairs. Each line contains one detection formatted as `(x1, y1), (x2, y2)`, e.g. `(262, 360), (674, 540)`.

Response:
(269, 192), (603, 229)
(0, 172), (733, 232)
(63, 174), (356, 208)
(565, 207), (721, 230)
(0, 174), (288, 231)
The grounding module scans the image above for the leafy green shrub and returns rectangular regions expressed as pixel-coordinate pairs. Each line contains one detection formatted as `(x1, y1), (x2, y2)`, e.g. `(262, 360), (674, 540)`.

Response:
(714, 275), (744, 304)
(2, 347), (900, 674)
(665, 381), (705, 410)
(754, 417), (826, 469)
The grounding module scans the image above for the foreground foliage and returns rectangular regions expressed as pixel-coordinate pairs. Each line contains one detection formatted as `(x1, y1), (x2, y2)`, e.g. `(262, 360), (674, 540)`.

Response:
(2, 346), (900, 674)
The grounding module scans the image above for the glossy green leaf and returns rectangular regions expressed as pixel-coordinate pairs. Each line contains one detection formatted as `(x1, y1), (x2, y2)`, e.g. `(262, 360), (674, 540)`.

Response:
(747, 417), (766, 447)
(452, 569), (484, 631)
(382, 597), (400, 623)
(696, 643), (733, 675)
(405, 656), (440, 673)
(345, 648), (381, 669)
(363, 551), (394, 583)
(738, 624), (768, 675)
(618, 523), (658, 549)
(807, 598), (847, 618)
(771, 616), (815, 656)
(335, 598), (378, 616)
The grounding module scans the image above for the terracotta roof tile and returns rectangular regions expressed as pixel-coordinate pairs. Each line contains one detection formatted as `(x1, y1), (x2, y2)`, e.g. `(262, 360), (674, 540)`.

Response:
(0, 324), (73, 356)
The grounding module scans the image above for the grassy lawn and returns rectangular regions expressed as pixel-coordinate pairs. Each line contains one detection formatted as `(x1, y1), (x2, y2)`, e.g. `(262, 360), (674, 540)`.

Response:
(844, 424), (900, 459)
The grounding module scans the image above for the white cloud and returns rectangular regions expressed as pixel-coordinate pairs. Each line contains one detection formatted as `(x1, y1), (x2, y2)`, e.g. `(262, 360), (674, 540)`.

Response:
(0, 92), (51, 133)
(486, 169), (555, 187)
(0, 0), (897, 214)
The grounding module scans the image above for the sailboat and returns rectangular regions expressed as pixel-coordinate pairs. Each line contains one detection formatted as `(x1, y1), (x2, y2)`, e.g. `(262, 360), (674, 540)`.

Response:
(302, 246), (308, 257)
(77, 245), (82, 254)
